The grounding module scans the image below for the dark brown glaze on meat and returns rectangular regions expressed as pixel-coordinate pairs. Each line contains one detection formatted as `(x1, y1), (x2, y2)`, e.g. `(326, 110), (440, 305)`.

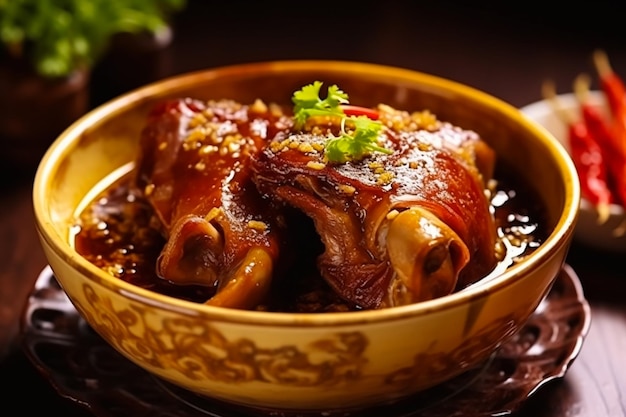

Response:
(251, 105), (499, 309)
(135, 98), (293, 309)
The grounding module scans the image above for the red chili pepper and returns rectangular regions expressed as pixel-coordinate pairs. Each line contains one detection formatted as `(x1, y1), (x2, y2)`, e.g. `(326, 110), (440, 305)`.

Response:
(592, 50), (626, 207)
(543, 80), (613, 223)
(593, 50), (626, 117)
(340, 105), (380, 120)
(574, 74), (626, 206)
(568, 121), (613, 223)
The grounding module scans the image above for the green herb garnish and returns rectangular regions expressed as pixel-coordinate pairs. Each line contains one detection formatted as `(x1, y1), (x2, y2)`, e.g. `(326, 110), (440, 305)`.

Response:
(292, 81), (392, 163)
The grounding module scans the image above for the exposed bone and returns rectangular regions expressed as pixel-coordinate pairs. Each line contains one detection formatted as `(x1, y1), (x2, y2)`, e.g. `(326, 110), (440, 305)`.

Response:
(156, 214), (224, 286)
(385, 207), (470, 305)
(205, 246), (274, 309)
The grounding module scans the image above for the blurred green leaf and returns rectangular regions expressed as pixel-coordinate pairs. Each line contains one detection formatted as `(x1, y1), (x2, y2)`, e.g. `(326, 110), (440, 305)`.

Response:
(0, 0), (187, 78)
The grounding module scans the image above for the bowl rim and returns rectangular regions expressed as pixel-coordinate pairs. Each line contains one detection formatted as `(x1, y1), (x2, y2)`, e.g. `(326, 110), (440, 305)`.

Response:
(33, 59), (581, 326)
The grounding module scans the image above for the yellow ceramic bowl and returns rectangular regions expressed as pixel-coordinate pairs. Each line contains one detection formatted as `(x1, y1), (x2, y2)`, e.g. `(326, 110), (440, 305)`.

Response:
(32, 61), (580, 412)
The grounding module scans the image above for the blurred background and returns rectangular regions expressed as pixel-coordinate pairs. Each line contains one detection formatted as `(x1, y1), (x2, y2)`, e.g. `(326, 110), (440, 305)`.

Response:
(95, 0), (626, 106)
(2, 0), (626, 175)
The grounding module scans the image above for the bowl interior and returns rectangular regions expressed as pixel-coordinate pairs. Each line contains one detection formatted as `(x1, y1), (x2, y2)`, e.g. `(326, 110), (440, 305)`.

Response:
(34, 60), (579, 312)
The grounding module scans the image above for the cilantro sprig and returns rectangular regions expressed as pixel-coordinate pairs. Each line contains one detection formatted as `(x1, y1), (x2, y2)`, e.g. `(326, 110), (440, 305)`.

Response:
(292, 81), (392, 163)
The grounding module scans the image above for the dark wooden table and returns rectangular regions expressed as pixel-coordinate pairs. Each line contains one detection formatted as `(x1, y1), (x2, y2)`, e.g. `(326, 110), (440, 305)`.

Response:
(1, 1), (625, 415)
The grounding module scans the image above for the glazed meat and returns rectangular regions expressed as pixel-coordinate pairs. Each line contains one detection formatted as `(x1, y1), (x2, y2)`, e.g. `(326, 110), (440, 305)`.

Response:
(135, 98), (292, 309)
(251, 105), (499, 309)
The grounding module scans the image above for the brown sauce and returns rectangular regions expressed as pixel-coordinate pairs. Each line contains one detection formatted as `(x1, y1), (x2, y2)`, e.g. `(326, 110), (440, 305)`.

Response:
(73, 164), (547, 312)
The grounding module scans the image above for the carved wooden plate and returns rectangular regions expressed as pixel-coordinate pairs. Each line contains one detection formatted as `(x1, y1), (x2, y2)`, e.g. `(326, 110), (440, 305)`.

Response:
(20, 264), (590, 417)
